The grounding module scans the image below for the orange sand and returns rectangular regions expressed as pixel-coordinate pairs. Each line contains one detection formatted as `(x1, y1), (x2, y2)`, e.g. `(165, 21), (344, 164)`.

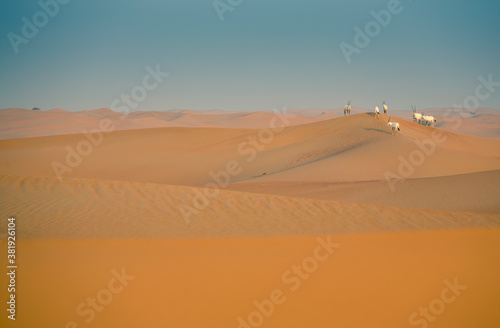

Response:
(1, 109), (500, 327)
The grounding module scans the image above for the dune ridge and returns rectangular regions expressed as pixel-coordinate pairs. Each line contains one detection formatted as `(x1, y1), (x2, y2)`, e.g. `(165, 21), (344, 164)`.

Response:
(1, 113), (499, 187)
(1, 107), (499, 140)
(227, 169), (500, 214)
(0, 107), (338, 140)
(1, 174), (499, 240)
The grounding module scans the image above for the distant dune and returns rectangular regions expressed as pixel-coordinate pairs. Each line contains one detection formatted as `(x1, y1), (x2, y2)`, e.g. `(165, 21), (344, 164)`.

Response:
(1, 113), (499, 186)
(1, 106), (498, 140)
(0, 107), (338, 140)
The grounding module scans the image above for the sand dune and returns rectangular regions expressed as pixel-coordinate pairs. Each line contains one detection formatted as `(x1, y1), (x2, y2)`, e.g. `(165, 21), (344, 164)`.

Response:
(289, 107), (500, 139)
(1, 113), (499, 187)
(1, 112), (499, 238)
(2, 107), (499, 140)
(227, 170), (500, 214)
(1, 108), (500, 328)
(1, 174), (499, 239)
(435, 113), (500, 139)
(0, 108), (338, 139)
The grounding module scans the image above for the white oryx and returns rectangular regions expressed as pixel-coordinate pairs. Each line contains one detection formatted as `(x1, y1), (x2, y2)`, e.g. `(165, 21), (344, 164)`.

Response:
(411, 105), (422, 123)
(344, 100), (351, 116)
(375, 105), (380, 119)
(383, 101), (388, 114)
(421, 114), (436, 127)
(387, 117), (400, 135)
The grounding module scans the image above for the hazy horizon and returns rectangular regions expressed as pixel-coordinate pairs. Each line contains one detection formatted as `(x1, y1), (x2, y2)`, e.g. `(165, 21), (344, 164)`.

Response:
(4, 105), (500, 113)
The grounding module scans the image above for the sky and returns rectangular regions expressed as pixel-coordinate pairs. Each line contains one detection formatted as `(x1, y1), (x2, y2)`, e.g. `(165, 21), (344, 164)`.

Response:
(1, 0), (499, 112)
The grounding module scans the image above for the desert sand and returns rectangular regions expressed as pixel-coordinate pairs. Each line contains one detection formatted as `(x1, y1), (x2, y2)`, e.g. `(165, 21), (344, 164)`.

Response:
(1, 107), (499, 140)
(1, 108), (500, 328)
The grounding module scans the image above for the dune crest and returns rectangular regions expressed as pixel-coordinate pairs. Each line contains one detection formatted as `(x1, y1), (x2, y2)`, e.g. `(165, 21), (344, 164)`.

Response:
(1, 114), (499, 187)
(1, 107), (499, 139)
(1, 174), (499, 239)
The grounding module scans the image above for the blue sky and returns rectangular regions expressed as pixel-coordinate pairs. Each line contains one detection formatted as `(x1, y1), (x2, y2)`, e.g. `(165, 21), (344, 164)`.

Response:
(1, 0), (499, 112)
